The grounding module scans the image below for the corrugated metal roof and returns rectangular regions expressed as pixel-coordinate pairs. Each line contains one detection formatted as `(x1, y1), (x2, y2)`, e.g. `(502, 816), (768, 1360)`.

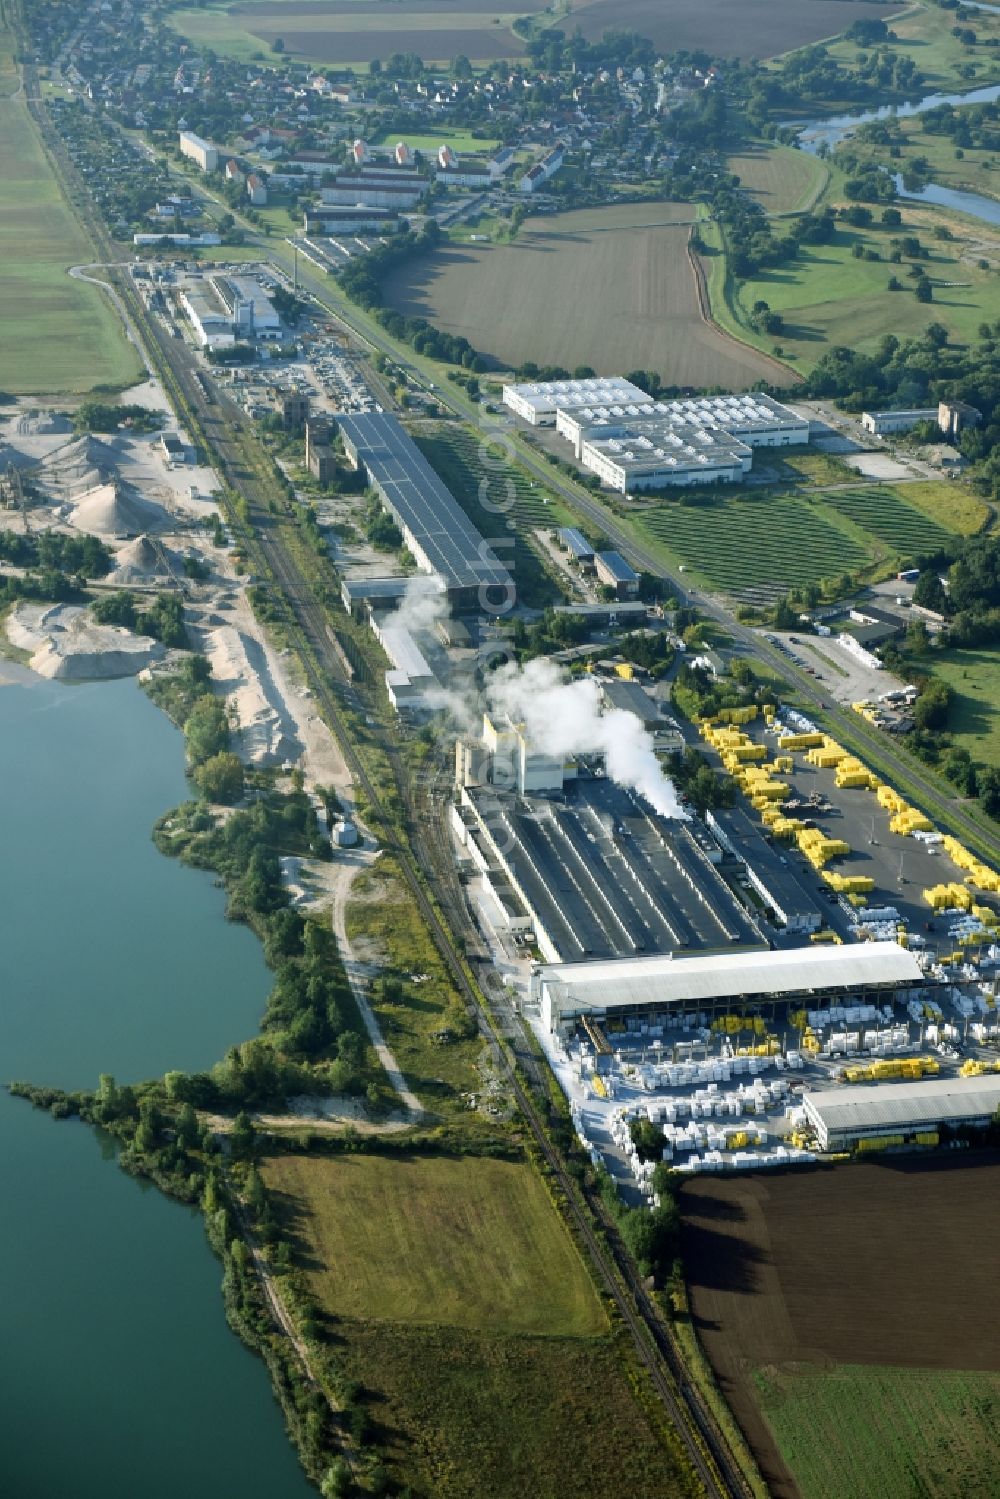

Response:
(540, 942), (922, 1011)
(595, 551), (638, 583)
(336, 411), (512, 597)
(804, 1074), (1000, 1133)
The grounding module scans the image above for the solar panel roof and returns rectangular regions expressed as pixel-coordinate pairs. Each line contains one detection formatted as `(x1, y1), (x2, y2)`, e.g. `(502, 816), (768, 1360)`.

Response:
(336, 411), (512, 597)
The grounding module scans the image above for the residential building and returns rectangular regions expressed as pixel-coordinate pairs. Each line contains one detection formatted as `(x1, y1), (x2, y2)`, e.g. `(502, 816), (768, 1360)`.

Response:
(179, 129), (218, 172)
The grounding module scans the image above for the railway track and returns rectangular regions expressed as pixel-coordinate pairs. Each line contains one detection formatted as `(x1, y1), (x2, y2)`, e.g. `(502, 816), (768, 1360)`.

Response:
(147, 349), (749, 1496)
(21, 65), (755, 1491)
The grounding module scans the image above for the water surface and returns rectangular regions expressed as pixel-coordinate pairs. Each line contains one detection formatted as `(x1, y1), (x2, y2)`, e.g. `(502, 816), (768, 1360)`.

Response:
(0, 670), (314, 1499)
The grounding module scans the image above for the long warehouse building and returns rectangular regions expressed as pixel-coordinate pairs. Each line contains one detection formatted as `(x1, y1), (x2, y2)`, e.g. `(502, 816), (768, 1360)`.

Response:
(460, 778), (766, 965)
(803, 1073), (1000, 1151)
(335, 411), (513, 611)
(531, 941), (924, 1037)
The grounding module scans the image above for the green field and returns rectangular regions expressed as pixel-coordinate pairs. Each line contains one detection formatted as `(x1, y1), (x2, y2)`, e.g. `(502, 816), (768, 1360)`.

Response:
(708, 211), (1000, 373)
(263, 1149), (699, 1498)
(263, 1151), (607, 1334)
(0, 22), (142, 393)
(823, 0), (1000, 92)
(631, 477), (979, 598)
(413, 421), (573, 609)
(918, 646), (1000, 763)
(345, 859), (484, 1107)
(337, 1319), (701, 1499)
(370, 128), (500, 155)
(726, 144), (829, 215)
(896, 480), (990, 536)
(754, 1364), (1000, 1499)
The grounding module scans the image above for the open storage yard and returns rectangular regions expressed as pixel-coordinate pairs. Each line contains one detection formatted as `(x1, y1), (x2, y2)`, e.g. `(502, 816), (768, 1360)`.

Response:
(384, 208), (791, 388)
(632, 479), (969, 600)
(262, 1150), (701, 1499)
(683, 1157), (1000, 1499)
(165, 0), (542, 64)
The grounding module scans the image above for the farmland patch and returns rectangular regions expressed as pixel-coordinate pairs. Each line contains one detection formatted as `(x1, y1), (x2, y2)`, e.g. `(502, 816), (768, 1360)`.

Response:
(754, 1363), (1000, 1499)
(726, 145), (828, 215)
(261, 1151), (607, 1335)
(167, 0), (539, 63)
(0, 29), (141, 393)
(565, 0), (909, 61)
(682, 1158), (1000, 1498)
(383, 213), (788, 389)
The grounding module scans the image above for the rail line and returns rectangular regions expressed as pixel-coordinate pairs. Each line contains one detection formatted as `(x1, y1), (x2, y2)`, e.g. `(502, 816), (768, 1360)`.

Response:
(23, 65), (756, 1491)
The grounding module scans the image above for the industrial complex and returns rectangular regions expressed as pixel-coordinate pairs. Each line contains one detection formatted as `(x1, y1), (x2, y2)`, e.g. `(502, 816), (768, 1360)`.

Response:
(446, 673), (1000, 1188)
(179, 272), (283, 350)
(503, 378), (809, 493)
(456, 775), (766, 964)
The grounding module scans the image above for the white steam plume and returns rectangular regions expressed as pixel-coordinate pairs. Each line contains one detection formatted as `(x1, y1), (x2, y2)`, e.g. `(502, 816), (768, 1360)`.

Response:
(488, 657), (687, 820)
(381, 575), (478, 731)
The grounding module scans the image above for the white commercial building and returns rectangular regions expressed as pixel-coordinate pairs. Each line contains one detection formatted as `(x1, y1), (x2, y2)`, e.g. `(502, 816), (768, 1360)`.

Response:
(653, 394), (808, 447)
(134, 232), (221, 248)
(581, 422), (753, 492)
(532, 942), (923, 1037)
(371, 618), (436, 710)
(503, 377), (653, 426)
(803, 1073), (1000, 1151)
(861, 409), (937, 436)
(518, 144), (564, 193)
(179, 274), (281, 347)
(179, 130), (218, 173)
(558, 393), (807, 458)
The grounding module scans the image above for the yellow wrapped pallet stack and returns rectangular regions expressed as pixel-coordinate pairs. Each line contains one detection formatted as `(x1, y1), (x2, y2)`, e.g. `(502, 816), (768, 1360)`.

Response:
(778, 732), (825, 751)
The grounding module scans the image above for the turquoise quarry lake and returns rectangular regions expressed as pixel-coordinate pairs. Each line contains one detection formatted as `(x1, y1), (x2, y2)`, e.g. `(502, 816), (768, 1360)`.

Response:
(0, 667), (315, 1498)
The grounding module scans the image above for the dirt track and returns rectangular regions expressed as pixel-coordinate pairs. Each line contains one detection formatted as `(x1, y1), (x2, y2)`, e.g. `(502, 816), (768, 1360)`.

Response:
(682, 1156), (1000, 1498)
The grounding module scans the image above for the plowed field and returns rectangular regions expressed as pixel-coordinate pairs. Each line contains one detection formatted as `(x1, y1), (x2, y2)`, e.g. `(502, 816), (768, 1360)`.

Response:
(384, 212), (790, 388)
(682, 1157), (1000, 1498)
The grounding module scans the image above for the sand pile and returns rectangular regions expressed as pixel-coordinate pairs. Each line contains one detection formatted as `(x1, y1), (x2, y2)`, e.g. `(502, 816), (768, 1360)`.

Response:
(69, 482), (171, 539)
(110, 533), (183, 583)
(7, 602), (164, 680)
(206, 624), (302, 767)
(37, 434), (120, 494)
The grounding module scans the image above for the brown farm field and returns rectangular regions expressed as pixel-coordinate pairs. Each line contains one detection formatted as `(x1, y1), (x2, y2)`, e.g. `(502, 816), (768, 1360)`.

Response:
(682, 1157), (1000, 1499)
(567, 0), (908, 60)
(173, 0), (541, 63)
(384, 208), (792, 388)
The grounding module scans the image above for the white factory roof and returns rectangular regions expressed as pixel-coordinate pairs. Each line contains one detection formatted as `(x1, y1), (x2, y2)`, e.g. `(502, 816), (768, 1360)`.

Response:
(558, 401), (671, 429)
(376, 623), (433, 681)
(583, 422), (751, 473)
(539, 942), (922, 1011)
(503, 377), (652, 416)
(804, 1073), (1000, 1134)
(653, 393), (807, 435)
